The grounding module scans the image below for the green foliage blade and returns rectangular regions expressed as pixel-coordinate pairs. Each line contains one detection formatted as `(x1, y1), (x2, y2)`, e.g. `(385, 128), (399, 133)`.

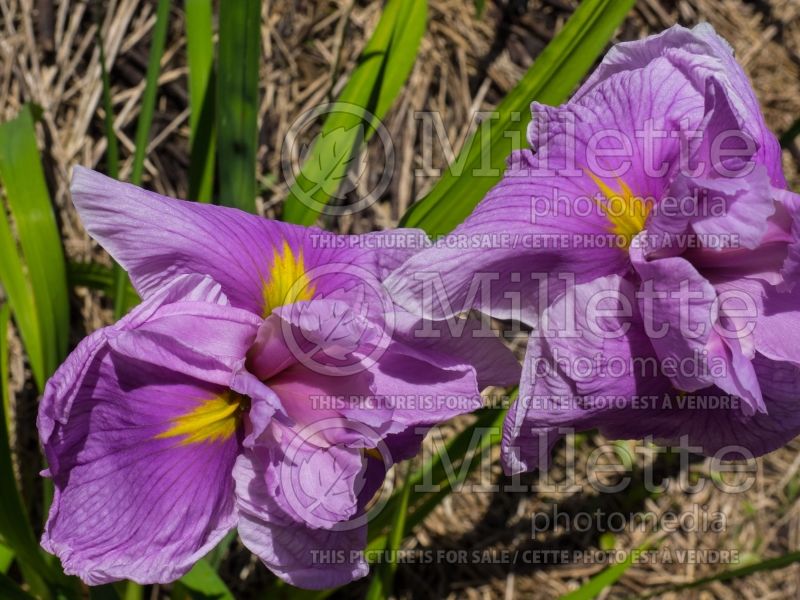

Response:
(130, 0), (171, 186)
(399, 0), (634, 235)
(185, 0), (216, 203)
(177, 559), (235, 600)
(0, 214), (42, 387)
(559, 540), (651, 600)
(217, 0), (261, 212)
(0, 105), (69, 385)
(281, 0), (427, 225)
(365, 466), (412, 600)
(0, 305), (56, 587)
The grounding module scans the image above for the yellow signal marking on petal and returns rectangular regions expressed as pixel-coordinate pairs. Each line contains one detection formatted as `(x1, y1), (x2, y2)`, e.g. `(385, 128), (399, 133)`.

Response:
(261, 240), (315, 317)
(157, 391), (247, 445)
(364, 447), (383, 461)
(586, 171), (652, 248)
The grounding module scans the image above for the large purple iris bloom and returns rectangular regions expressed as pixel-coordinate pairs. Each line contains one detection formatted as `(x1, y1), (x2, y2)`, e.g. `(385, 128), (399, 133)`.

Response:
(388, 24), (800, 472)
(39, 168), (520, 587)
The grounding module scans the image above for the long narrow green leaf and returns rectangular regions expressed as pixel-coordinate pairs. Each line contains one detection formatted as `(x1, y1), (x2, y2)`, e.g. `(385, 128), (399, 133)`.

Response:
(365, 466), (412, 600)
(651, 550), (800, 596)
(0, 215), (41, 387)
(0, 105), (69, 386)
(281, 0), (427, 225)
(217, 0), (261, 212)
(97, 27), (131, 321)
(400, 0), (634, 235)
(123, 582), (144, 600)
(177, 559), (235, 600)
(0, 570), (36, 600)
(0, 544), (13, 573)
(66, 261), (138, 305)
(0, 105), (69, 552)
(0, 301), (10, 438)
(0, 305), (56, 588)
(131, 0), (171, 186)
(559, 540), (651, 600)
(185, 0), (216, 203)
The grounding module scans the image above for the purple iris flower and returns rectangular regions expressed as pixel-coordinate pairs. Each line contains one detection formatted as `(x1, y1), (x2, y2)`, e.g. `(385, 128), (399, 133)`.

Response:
(39, 168), (520, 588)
(387, 24), (800, 473)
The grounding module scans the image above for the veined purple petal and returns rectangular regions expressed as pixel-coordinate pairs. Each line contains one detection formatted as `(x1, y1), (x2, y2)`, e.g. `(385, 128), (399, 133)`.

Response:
(70, 167), (428, 317)
(367, 340), (484, 430)
(234, 448), (368, 589)
(393, 312), (521, 390)
(716, 277), (800, 367)
(386, 160), (630, 326)
(630, 240), (720, 390)
(387, 39), (706, 325)
(502, 276), (800, 473)
(41, 349), (240, 584)
(106, 288), (263, 388)
(502, 275), (671, 474)
(575, 24), (785, 187)
(39, 275), (276, 584)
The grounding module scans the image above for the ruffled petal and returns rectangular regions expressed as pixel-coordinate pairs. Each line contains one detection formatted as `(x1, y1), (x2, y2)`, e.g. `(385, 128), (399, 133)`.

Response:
(501, 275), (673, 474)
(387, 155), (630, 326)
(234, 447), (369, 590)
(393, 312), (521, 390)
(106, 285), (263, 389)
(71, 168), (425, 315)
(502, 276), (798, 474)
(38, 275), (274, 584)
(387, 41), (706, 325)
(576, 24), (785, 187)
(367, 339), (484, 430)
(40, 349), (239, 584)
(630, 240), (720, 392)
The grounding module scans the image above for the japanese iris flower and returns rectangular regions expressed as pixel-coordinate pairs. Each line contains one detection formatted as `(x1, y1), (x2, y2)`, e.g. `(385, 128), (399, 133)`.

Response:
(387, 24), (800, 473)
(39, 168), (520, 587)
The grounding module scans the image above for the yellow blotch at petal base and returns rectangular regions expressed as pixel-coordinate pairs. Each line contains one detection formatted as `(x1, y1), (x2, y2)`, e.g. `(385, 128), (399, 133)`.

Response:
(157, 391), (248, 445)
(586, 171), (653, 248)
(261, 240), (316, 317)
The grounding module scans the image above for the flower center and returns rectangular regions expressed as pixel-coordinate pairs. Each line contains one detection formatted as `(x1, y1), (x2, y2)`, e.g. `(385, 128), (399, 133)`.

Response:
(587, 172), (652, 248)
(157, 390), (249, 445)
(261, 240), (315, 317)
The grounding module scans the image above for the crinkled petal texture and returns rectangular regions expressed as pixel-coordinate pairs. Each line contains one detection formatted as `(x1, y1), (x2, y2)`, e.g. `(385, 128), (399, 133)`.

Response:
(251, 293), (518, 441)
(502, 276), (800, 474)
(386, 27), (711, 324)
(385, 23), (800, 471)
(235, 291), (519, 589)
(234, 444), (369, 590)
(68, 167), (521, 588)
(576, 23), (785, 188)
(39, 276), (272, 584)
(70, 166), (430, 316)
(387, 24), (789, 326)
